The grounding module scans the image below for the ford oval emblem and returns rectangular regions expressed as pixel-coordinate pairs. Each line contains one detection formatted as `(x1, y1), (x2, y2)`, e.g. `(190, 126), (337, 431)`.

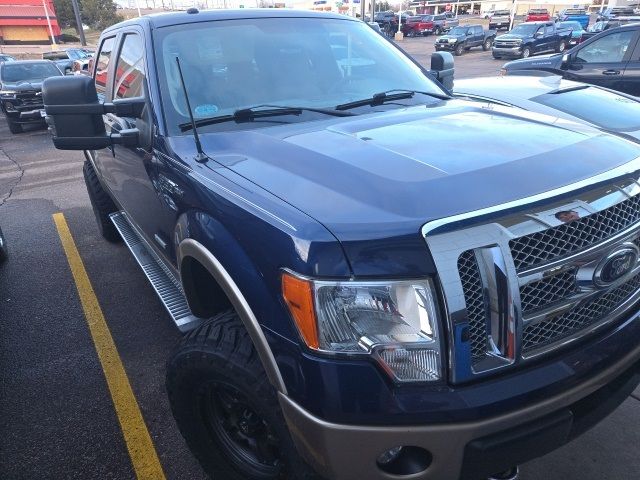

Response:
(593, 246), (639, 287)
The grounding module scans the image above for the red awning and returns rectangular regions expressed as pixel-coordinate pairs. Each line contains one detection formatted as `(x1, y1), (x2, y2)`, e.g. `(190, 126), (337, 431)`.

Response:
(0, 4), (56, 19)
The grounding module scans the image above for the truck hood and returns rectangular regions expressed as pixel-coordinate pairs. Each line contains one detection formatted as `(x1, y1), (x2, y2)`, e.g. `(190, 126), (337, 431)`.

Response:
(190, 101), (640, 274)
(438, 33), (464, 41)
(505, 53), (563, 70)
(497, 33), (530, 40)
(1, 80), (44, 91)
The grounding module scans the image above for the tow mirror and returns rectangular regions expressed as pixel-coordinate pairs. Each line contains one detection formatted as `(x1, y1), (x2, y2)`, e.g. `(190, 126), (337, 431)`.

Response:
(430, 51), (454, 91)
(42, 75), (144, 151)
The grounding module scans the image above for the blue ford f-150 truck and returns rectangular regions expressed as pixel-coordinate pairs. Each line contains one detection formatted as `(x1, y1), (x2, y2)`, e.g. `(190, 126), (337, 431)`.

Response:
(42, 9), (640, 480)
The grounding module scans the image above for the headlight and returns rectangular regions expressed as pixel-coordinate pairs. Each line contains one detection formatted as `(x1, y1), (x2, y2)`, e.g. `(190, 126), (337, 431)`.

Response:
(0, 90), (16, 99)
(282, 272), (442, 382)
(448, 38), (457, 43)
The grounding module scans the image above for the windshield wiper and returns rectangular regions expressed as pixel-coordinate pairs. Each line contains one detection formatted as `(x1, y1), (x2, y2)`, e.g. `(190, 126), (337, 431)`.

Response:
(179, 105), (354, 132)
(335, 89), (451, 111)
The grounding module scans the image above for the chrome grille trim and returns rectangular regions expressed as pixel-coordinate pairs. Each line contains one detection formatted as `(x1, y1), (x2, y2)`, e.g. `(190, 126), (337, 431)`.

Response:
(422, 159), (640, 383)
(457, 250), (488, 363)
(510, 194), (640, 272)
(522, 272), (640, 357)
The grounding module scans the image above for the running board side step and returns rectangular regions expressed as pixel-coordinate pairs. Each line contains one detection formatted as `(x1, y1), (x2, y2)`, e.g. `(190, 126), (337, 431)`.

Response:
(110, 211), (202, 333)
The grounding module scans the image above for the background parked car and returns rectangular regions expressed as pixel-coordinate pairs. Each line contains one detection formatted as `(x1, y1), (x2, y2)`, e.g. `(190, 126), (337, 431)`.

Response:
(42, 48), (93, 75)
(556, 8), (590, 28)
(502, 24), (640, 96)
(483, 9), (495, 19)
(525, 8), (551, 22)
(0, 60), (63, 133)
(402, 15), (435, 36)
(556, 20), (587, 46)
(489, 10), (512, 30)
(435, 25), (496, 55)
(582, 16), (640, 40)
(598, 6), (636, 21)
(0, 54), (15, 63)
(454, 75), (640, 141)
(493, 21), (571, 59)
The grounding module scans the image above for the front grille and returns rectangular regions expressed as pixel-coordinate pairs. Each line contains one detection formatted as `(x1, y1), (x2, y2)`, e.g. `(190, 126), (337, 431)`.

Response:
(520, 268), (578, 313)
(457, 250), (488, 363)
(16, 91), (41, 107)
(494, 40), (520, 48)
(522, 273), (640, 352)
(510, 195), (640, 271)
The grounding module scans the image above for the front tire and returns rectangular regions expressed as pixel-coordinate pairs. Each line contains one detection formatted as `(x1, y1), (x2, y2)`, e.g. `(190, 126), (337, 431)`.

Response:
(521, 47), (531, 58)
(483, 38), (493, 51)
(455, 43), (464, 56)
(167, 311), (317, 480)
(82, 160), (121, 242)
(556, 41), (566, 53)
(7, 118), (22, 134)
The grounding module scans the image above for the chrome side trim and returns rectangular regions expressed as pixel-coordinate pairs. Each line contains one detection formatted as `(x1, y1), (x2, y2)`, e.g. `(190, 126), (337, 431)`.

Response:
(421, 158), (640, 237)
(177, 238), (287, 394)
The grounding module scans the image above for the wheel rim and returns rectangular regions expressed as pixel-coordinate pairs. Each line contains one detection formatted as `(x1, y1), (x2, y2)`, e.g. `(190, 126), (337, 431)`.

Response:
(523, 48), (530, 58)
(559, 42), (565, 52)
(203, 382), (284, 477)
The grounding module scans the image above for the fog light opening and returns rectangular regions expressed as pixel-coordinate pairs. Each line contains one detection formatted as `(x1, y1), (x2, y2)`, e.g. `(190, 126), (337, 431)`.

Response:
(376, 445), (432, 476)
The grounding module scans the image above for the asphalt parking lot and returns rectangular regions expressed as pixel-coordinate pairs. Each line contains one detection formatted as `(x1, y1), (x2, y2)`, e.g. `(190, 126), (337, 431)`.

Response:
(0, 38), (639, 480)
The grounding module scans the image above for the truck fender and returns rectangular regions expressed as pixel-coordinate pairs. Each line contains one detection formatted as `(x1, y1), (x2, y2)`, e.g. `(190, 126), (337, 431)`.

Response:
(175, 214), (288, 395)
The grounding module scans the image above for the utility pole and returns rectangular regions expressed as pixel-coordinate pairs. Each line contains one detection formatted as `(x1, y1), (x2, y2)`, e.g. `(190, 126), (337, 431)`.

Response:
(42, 0), (57, 47)
(70, 0), (87, 46)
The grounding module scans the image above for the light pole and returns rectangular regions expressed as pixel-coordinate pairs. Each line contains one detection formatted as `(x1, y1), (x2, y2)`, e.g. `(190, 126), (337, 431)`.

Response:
(70, 0), (87, 45)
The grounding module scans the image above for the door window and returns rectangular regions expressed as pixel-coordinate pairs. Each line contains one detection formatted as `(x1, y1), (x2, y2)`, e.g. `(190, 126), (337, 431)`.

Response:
(576, 31), (635, 63)
(113, 33), (146, 100)
(94, 36), (115, 101)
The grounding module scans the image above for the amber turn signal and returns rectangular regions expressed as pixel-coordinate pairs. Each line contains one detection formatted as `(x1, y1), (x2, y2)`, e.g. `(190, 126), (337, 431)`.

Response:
(281, 272), (319, 349)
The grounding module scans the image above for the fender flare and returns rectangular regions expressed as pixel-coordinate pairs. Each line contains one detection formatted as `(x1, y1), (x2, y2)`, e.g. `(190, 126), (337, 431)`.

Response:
(177, 238), (288, 395)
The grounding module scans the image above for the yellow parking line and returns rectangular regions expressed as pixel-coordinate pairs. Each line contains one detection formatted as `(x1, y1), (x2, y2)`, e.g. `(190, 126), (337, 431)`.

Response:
(53, 212), (166, 480)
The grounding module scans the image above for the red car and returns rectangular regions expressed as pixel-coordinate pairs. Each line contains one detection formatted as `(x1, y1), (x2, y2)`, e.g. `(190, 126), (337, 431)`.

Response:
(525, 8), (551, 21)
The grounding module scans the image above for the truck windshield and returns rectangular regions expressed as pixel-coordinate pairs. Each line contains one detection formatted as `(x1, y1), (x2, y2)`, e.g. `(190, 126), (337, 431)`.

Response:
(510, 24), (540, 35)
(448, 27), (468, 35)
(154, 17), (446, 134)
(1, 62), (61, 82)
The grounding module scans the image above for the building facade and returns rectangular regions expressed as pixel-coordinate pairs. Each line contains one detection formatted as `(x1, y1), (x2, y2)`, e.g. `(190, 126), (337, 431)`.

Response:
(0, 0), (61, 44)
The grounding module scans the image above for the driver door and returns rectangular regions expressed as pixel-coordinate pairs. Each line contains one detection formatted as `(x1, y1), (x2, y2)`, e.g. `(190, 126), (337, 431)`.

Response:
(563, 29), (638, 91)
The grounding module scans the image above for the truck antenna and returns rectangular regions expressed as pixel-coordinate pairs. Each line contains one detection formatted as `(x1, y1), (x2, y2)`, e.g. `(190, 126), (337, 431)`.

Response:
(175, 57), (208, 163)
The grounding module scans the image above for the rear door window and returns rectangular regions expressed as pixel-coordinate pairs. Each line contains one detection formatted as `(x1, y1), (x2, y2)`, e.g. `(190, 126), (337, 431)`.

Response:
(576, 31), (636, 63)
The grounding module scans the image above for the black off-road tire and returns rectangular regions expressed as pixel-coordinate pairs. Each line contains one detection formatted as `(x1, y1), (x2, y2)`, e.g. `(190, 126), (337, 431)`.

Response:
(7, 118), (22, 134)
(483, 38), (493, 51)
(521, 47), (531, 58)
(82, 160), (121, 242)
(166, 311), (319, 480)
(556, 41), (566, 53)
(455, 43), (465, 56)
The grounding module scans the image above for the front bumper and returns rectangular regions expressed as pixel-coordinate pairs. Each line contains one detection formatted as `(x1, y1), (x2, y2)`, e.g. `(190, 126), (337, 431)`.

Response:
(280, 346), (640, 480)
(2, 101), (45, 123)
(435, 43), (457, 51)
(492, 46), (523, 57)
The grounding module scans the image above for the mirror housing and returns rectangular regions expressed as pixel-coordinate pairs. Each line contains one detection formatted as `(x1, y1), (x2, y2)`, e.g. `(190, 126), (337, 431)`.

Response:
(561, 52), (570, 66)
(430, 51), (454, 91)
(43, 75), (144, 151)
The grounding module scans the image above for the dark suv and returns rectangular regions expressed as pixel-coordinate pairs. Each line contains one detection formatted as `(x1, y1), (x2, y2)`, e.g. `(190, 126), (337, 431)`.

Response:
(0, 60), (62, 133)
(43, 9), (640, 480)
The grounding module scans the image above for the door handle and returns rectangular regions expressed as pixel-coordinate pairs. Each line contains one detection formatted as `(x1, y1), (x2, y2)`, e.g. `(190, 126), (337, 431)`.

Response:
(602, 70), (621, 76)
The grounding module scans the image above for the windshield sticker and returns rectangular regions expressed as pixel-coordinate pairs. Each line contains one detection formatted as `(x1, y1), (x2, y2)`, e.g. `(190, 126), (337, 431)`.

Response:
(194, 104), (219, 117)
